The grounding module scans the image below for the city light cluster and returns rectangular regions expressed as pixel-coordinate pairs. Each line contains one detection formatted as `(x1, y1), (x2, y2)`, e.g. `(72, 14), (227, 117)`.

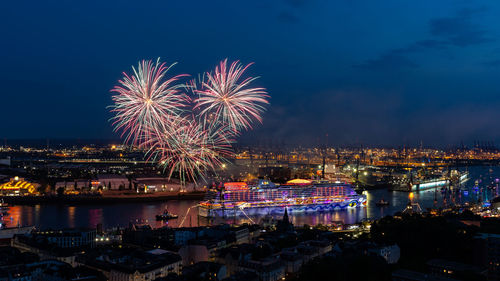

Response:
(110, 58), (269, 183)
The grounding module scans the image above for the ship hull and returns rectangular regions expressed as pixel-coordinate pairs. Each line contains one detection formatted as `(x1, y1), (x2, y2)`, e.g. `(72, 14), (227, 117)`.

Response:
(411, 179), (449, 191)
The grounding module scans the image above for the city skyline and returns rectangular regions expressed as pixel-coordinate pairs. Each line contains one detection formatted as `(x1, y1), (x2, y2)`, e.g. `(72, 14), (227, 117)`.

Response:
(3, 1), (500, 146)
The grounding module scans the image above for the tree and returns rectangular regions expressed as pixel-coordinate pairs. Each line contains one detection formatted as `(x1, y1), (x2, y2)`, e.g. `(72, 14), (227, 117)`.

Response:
(292, 254), (390, 281)
(370, 214), (479, 270)
(56, 187), (64, 196)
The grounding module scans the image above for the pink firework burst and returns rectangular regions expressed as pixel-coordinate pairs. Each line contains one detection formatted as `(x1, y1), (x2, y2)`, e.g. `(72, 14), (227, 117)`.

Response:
(110, 58), (189, 147)
(194, 59), (269, 132)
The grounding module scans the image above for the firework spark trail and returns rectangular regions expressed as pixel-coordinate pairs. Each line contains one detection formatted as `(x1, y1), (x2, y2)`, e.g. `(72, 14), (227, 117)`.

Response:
(179, 204), (199, 227)
(110, 58), (189, 147)
(240, 207), (255, 224)
(194, 59), (269, 133)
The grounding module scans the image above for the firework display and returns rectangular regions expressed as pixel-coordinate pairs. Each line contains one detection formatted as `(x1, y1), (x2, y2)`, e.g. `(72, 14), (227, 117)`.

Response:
(110, 58), (269, 183)
(198, 180), (367, 217)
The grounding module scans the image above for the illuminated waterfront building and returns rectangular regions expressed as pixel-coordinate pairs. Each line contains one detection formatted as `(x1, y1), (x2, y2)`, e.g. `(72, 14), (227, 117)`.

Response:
(0, 177), (37, 195)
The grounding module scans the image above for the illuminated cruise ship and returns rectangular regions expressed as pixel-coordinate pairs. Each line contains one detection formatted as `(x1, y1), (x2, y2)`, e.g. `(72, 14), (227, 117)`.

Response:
(410, 171), (469, 191)
(198, 179), (366, 217)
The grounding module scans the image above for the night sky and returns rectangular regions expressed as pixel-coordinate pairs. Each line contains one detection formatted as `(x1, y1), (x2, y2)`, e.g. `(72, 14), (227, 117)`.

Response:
(2, 0), (500, 146)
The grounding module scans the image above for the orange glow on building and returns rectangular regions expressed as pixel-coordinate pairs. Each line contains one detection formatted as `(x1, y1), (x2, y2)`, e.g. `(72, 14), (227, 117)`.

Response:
(286, 179), (312, 185)
(0, 178), (36, 194)
(224, 182), (248, 191)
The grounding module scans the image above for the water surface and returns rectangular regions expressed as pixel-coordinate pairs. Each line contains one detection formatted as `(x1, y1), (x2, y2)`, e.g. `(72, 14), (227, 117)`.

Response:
(3, 166), (498, 229)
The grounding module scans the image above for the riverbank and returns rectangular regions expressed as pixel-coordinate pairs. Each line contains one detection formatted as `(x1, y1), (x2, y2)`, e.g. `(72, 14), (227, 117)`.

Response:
(0, 191), (206, 205)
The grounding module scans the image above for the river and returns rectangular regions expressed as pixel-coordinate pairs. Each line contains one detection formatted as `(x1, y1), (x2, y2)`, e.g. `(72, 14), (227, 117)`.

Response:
(3, 166), (499, 229)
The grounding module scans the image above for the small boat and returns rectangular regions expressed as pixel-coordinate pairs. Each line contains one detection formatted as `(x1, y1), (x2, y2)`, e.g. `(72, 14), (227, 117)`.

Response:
(375, 199), (389, 206)
(156, 209), (178, 221)
(0, 199), (8, 208)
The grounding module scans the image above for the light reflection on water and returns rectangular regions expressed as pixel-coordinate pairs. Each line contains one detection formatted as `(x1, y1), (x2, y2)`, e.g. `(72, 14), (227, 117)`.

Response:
(3, 166), (499, 229)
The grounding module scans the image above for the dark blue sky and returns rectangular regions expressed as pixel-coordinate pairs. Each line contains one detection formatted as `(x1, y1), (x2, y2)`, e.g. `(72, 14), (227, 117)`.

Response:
(2, 0), (500, 146)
